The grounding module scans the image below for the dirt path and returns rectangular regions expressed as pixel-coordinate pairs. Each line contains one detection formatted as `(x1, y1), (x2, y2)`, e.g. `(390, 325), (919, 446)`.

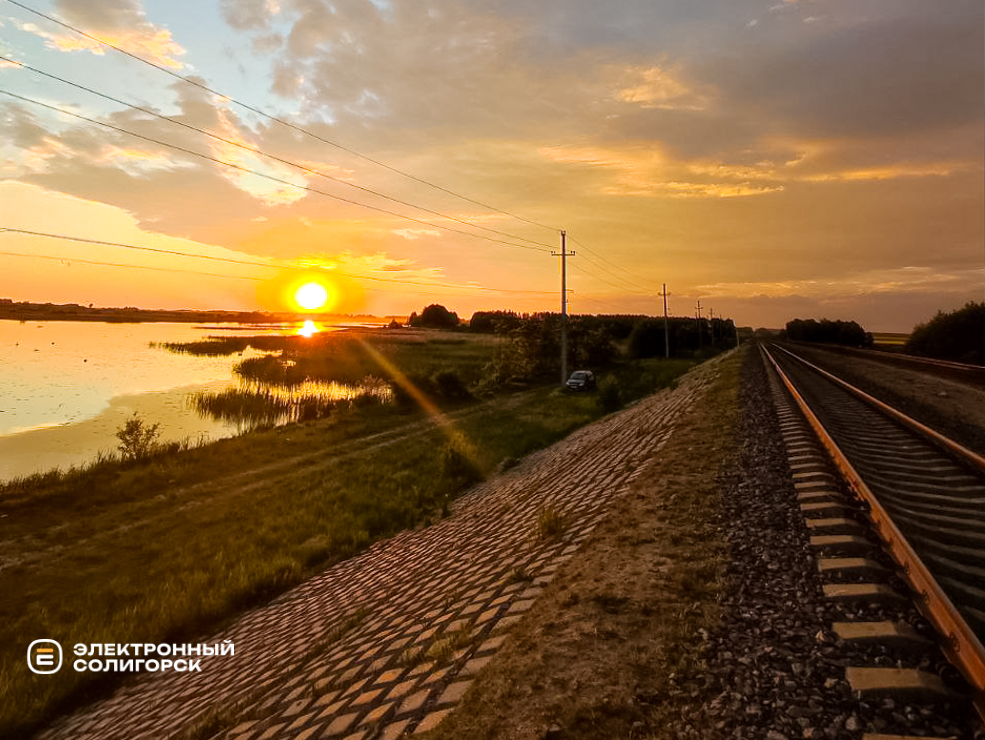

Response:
(35, 355), (731, 740)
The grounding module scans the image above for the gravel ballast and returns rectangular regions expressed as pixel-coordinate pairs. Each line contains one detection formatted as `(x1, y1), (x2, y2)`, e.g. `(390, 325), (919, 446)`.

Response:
(664, 347), (980, 740)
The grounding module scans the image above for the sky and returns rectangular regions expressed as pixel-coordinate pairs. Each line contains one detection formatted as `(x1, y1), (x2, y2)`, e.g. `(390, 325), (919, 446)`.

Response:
(0, 0), (982, 330)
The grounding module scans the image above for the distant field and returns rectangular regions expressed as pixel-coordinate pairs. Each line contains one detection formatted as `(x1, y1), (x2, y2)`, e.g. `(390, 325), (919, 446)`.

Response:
(870, 332), (909, 347)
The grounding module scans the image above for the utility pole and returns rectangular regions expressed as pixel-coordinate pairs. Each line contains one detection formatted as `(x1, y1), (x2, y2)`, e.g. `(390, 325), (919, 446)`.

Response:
(695, 299), (703, 351)
(709, 307), (716, 346)
(659, 283), (670, 358)
(552, 230), (575, 385)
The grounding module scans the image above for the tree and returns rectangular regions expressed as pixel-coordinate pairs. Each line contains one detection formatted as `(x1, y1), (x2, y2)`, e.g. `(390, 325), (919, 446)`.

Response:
(905, 302), (985, 364)
(784, 318), (871, 347)
(418, 304), (460, 329)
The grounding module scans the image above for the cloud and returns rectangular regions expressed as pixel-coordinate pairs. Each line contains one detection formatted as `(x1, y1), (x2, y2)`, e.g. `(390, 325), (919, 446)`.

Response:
(220, 0), (281, 31)
(13, 1), (186, 69)
(616, 64), (712, 111)
(709, 8), (984, 141)
(538, 145), (784, 198)
(392, 228), (442, 240)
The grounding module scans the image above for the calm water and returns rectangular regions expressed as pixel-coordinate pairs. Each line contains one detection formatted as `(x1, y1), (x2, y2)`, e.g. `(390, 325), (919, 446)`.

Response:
(0, 320), (370, 481)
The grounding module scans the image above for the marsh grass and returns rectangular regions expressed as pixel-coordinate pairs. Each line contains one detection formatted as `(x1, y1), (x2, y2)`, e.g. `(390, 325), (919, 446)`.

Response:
(0, 330), (699, 738)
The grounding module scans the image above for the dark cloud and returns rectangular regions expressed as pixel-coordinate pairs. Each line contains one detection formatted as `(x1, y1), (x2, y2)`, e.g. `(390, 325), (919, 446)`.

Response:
(708, 7), (984, 140)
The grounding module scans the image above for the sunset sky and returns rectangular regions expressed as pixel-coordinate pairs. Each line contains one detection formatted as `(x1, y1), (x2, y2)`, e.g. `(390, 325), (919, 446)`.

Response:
(1, 0), (982, 329)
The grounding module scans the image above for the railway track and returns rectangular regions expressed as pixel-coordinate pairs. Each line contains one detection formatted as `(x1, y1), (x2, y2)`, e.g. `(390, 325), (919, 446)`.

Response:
(762, 343), (985, 722)
(789, 342), (985, 388)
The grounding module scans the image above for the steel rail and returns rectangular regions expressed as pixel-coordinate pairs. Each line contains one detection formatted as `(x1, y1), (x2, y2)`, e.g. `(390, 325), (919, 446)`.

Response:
(788, 342), (985, 387)
(761, 344), (985, 720)
(773, 344), (985, 474)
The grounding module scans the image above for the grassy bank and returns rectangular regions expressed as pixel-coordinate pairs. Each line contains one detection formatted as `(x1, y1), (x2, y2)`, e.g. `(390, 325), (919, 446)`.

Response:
(0, 327), (700, 739)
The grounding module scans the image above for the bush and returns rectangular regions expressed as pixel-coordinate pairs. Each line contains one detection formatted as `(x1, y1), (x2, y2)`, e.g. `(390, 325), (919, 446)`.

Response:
(596, 376), (623, 414)
(115, 414), (161, 461)
(905, 302), (985, 364)
(432, 369), (472, 400)
(439, 441), (483, 492)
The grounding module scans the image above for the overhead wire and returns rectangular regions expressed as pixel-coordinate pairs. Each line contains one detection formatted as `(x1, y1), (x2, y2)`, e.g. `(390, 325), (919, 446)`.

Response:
(567, 235), (653, 292)
(570, 260), (652, 295)
(0, 89), (551, 253)
(0, 55), (556, 250)
(575, 252), (655, 294)
(0, 228), (556, 295)
(4, 0), (560, 233)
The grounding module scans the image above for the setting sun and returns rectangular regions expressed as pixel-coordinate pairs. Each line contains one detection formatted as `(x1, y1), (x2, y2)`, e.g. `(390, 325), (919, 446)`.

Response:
(294, 282), (329, 310)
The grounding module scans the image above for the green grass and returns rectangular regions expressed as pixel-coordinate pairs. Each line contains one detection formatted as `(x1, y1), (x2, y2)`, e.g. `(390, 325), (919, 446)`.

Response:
(0, 328), (699, 738)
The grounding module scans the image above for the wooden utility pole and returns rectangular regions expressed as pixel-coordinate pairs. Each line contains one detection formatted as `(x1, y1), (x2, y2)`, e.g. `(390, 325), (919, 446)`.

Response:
(553, 231), (575, 384)
(695, 299), (703, 350)
(659, 283), (670, 358)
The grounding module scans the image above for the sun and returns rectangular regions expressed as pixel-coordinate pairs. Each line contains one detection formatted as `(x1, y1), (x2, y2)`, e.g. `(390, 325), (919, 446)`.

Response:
(294, 281), (329, 310)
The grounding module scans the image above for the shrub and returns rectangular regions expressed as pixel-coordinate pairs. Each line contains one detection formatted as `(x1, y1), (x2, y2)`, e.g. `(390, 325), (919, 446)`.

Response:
(905, 302), (985, 364)
(439, 441), (483, 490)
(432, 369), (471, 400)
(596, 376), (623, 414)
(115, 414), (161, 461)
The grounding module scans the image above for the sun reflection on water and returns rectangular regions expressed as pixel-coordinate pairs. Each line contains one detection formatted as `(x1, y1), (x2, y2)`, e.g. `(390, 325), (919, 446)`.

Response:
(297, 320), (319, 337)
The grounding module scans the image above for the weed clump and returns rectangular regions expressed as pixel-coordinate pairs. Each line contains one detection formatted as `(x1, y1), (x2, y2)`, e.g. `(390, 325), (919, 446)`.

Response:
(536, 504), (566, 540)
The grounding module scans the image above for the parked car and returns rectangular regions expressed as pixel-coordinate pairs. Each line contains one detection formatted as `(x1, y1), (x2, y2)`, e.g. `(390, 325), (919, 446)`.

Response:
(565, 370), (596, 391)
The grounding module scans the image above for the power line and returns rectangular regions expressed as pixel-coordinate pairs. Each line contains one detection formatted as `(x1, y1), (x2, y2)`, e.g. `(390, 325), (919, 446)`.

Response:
(3, 227), (277, 269)
(568, 294), (634, 314)
(0, 249), (264, 281)
(0, 89), (551, 254)
(1, 228), (557, 295)
(575, 252), (654, 294)
(0, 55), (555, 250)
(570, 260), (650, 295)
(4, 0), (560, 233)
(567, 235), (652, 292)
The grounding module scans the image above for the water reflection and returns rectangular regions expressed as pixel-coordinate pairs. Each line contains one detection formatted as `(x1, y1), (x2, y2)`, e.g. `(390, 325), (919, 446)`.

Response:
(297, 320), (319, 338)
(0, 319), (387, 481)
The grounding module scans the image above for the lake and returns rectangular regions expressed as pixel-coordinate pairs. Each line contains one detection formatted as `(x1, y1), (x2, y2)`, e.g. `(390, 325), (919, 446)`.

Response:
(0, 320), (377, 481)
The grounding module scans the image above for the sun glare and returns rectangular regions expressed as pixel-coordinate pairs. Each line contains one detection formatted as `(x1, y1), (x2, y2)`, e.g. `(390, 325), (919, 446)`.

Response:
(294, 281), (329, 310)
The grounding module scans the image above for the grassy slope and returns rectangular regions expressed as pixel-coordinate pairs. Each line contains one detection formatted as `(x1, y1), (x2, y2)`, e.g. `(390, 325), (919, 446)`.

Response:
(0, 328), (698, 739)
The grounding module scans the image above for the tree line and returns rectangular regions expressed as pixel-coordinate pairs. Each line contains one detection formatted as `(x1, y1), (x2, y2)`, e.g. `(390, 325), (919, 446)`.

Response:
(401, 304), (735, 385)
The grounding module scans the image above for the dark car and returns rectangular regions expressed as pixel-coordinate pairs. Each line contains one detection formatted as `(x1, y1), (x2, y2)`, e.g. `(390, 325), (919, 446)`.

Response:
(565, 370), (596, 391)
